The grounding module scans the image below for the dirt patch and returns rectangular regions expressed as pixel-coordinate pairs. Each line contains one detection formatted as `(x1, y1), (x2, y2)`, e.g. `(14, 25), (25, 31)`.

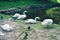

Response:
(0, 20), (22, 40)
(0, 20), (60, 40)
(27, 28), (60, 40)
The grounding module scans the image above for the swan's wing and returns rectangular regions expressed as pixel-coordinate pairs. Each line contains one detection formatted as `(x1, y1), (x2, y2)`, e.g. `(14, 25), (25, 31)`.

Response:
(26, 19), (35, 22)
(1, 25), (8, 31)
(25, 19), (34, 23)
(25, 19), (36, 23)
(1, 24), (13, 31)
(18, 15), (26, 19)
(13, 13), (20, 17)
(26, 19), (34, 21)
(21, 15), (26, 18)
(17, 16), (21, 19)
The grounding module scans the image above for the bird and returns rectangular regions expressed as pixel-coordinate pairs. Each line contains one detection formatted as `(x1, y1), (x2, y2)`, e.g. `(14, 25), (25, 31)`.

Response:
(12, 13), (20, 18)
(11, 13), (20, 21)
(0, 24), (13, 32)
(25, 17), (40, 24)
(0, 16), (3, 20)
(23, 32), (28, 40)
(17, 10), (27, 19)
(27, 26), (31, 31)
(41, 19), (53, 27)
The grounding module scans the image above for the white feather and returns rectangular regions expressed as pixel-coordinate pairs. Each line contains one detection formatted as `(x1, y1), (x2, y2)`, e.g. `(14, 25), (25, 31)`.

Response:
(41, 19), (53, 26)
(1, 24), (13, 31)
(17, 10), (27, 19)
(25, 17), (40, 24)
(12, 13), (20, 18)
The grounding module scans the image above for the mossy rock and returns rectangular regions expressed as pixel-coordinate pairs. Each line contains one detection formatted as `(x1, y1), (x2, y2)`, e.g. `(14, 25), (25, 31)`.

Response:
(46, 7), (60, 23)
(50, 0), (60, 3)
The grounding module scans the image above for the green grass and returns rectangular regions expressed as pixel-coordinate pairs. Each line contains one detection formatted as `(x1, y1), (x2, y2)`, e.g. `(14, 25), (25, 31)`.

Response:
(0, 14), (11, 20)
(0, 14), (60, 29)
(0, 1), (39, 10)
(0, 14), (60, 32)
(0, 14), (60, 40)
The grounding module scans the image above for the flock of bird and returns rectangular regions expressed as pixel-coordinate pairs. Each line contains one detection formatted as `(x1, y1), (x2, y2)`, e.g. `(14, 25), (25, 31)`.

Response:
(0, 10), (53, 32)
(11, 10), (53, 26)
(12, 10), (27, 19)
(11, 10), (41, 24)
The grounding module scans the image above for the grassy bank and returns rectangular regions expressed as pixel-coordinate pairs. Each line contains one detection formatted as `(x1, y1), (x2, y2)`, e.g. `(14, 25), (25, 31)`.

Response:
(0, 14), (60, 40)
(0, 14), (60, 29)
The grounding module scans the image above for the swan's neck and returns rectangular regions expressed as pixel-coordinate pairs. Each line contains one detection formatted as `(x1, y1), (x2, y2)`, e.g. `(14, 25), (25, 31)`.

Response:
(23, 11), (27, 15)
(35, 17), (37, 21)
(23, 12), (25, 15)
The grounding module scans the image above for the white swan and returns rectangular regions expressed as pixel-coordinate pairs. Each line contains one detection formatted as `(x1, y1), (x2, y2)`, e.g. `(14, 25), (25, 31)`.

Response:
(12, 13), (20, 18)
(1, 24), (13, 32)
(25, 17), (40, 24)
(17, 10), (27, 19)
(41, 19), (53, 27)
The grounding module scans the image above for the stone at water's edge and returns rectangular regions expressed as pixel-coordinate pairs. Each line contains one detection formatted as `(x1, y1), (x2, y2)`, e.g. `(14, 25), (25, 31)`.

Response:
(0, 31), (5, 36)
(0, 31), (6, 40)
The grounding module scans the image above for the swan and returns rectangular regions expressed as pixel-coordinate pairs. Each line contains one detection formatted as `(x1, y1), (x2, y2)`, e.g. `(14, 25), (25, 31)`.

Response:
(12, 13), (20, 18)
(11, 13), (20, 21)
(25, 17), (40, 24)
(17, 10), (27, 19)
(0, 24), (13, 32)
(41, 19), (53, 27)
